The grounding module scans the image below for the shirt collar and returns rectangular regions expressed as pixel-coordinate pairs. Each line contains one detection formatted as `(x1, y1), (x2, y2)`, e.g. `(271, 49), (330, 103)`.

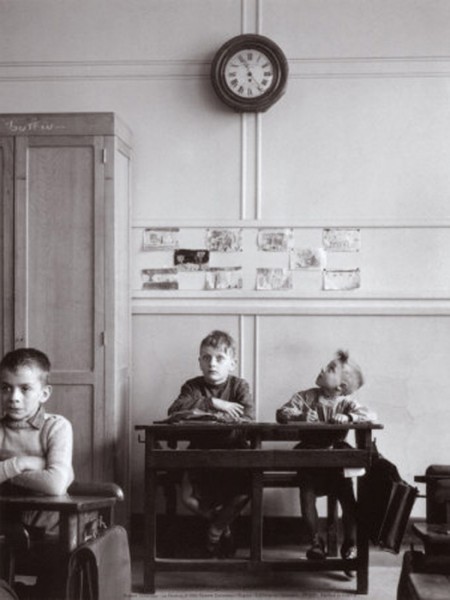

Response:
(1, 405), (45, 430)
(28, 405), (46, 429)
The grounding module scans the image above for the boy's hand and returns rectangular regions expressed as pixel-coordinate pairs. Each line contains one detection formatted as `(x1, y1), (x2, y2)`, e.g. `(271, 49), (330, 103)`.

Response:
(332, 414), (350, 424)
(306, 409), (319, 422)
(211, 398), (244, 420)
(17, 456), (46, 473)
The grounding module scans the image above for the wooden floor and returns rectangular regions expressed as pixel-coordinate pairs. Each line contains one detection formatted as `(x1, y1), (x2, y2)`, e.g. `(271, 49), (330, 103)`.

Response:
(129, 543), (405, 600)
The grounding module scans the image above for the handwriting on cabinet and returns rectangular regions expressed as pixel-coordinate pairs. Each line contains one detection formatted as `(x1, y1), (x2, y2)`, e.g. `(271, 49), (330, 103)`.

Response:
(1, 118), (66, 133)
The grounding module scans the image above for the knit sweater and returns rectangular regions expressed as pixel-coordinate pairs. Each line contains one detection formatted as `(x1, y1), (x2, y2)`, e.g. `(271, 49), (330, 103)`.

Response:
(168, 375), (254, 449)
(0, 406), (74, 495)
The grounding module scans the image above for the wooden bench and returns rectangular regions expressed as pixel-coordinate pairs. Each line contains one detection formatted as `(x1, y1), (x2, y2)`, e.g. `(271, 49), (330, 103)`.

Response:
(408, 573), (450, 600)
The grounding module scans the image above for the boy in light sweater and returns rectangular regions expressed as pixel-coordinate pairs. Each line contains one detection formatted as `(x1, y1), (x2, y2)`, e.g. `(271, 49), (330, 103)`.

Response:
(0, 347), (74, 533)
(0, 348), (74, 599)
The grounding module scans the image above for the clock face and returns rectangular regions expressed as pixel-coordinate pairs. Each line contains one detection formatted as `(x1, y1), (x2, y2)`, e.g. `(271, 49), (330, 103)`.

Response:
(211, 34), (288, 113)
(224, 48), (275, 99)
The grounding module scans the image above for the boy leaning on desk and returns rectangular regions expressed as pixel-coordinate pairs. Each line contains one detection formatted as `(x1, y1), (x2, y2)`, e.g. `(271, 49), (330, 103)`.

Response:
(0, 348), (74, 599)
(276, 349), (377, 566)
(168, 330), (254, 559)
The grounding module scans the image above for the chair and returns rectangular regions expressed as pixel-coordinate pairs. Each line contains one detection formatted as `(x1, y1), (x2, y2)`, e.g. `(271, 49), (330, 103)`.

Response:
(412, 465), (450, 556)
(0, 480), (124, 597)
(396, 466), (450, 600)
(0, 579), (19, 600)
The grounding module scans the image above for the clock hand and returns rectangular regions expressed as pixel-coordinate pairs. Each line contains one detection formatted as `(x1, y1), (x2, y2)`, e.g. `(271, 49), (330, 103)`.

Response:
(247, 71), (265, 93)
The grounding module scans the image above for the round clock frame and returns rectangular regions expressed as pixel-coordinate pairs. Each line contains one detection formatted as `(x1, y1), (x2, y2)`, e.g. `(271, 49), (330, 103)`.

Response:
(210, 34), (289, 113)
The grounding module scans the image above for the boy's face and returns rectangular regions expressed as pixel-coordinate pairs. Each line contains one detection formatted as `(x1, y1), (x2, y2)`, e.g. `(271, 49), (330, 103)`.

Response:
(198, 344), (236, 385)
(0, 365), (52, 421)
(315, 359), (347, 395)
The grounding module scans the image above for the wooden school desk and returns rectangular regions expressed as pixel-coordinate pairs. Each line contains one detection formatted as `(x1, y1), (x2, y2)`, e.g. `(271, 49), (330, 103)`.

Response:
(135, 421), (383, 595)
(0, 493), (118, 554)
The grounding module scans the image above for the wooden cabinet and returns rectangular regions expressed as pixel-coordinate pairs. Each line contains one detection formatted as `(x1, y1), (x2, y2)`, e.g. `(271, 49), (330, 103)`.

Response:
(0, 113), (132, 502)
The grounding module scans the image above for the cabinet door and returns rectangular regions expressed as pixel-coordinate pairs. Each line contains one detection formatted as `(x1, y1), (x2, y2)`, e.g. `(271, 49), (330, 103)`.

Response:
(14, 135), (106, 481)
(0, 137), (14, 356)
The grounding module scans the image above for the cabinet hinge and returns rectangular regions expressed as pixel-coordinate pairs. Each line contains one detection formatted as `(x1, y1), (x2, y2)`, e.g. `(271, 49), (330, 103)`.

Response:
(101, 148), (107, 164)
(100, 331), (107, 347)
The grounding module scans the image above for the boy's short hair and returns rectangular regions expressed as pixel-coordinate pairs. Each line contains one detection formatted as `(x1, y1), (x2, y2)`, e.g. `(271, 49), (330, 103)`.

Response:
(0, 348), (51, 384)
(336, 349), (364, 393)
(200, 330), (236, 357)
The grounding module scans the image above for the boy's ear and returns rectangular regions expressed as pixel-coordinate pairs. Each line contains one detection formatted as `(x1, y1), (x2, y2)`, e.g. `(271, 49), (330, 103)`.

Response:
(40, 384), (52, 404)
(338, 382), (348, 394)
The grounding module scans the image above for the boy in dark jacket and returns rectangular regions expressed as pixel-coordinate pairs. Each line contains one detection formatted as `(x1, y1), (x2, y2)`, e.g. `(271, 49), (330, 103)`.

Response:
(168, 330), (254, 557)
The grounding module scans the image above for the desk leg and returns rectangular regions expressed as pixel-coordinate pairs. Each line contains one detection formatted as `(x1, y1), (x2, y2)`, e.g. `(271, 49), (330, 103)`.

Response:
(326, 495), (338, 557)
(60, 514), (78, 553)
(250, 469), (263, 562)
(356, 475), (369, 594)
(144, 467), (157, 594)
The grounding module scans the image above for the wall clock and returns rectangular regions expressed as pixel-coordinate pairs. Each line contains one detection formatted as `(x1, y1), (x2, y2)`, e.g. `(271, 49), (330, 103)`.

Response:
(211, 34), (288, 113)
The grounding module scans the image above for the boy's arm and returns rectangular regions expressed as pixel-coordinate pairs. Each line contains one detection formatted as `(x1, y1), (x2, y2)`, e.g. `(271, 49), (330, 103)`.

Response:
(10, 416), (74, 495)
(199, 379), (255, 422)
(276, 392), (309, 423)
(0, 455), (46, 484)
(338, 397), (377, 423)
(168, 380), (213, 414)
(232, 378), (254, 421)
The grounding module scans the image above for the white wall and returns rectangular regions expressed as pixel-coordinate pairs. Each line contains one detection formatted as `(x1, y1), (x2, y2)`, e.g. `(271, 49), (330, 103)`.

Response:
(2, 0), (450, 517)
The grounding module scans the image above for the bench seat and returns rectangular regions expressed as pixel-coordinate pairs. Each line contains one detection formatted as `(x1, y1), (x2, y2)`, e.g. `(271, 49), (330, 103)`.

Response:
(408, 573), (450, 600)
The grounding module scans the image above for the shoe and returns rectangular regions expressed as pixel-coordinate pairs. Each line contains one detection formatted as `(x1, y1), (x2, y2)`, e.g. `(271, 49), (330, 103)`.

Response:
(204, 539), (221, 559)
(220, 531), (236, 558)
(205, 542), (220, 558)
(204, 544), (220, 558)
(306, 537), (326, 560)
(341, 542), (356, 577)
(341, 543), (357, 560)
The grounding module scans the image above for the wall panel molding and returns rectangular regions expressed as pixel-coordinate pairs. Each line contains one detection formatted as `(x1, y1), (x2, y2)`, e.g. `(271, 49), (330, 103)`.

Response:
(132, 218), (450, 229)
(132, 298), (450, 315)
(2, 56), (450, 82)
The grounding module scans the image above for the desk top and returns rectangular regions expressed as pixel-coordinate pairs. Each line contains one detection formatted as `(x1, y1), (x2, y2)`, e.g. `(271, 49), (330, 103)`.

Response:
(136, 421), (383, 444)
(0, 494), (117, 512)
(136, 421), (382, 432)
(136, 421), (382, 428)
(413, 522), (450, 543)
